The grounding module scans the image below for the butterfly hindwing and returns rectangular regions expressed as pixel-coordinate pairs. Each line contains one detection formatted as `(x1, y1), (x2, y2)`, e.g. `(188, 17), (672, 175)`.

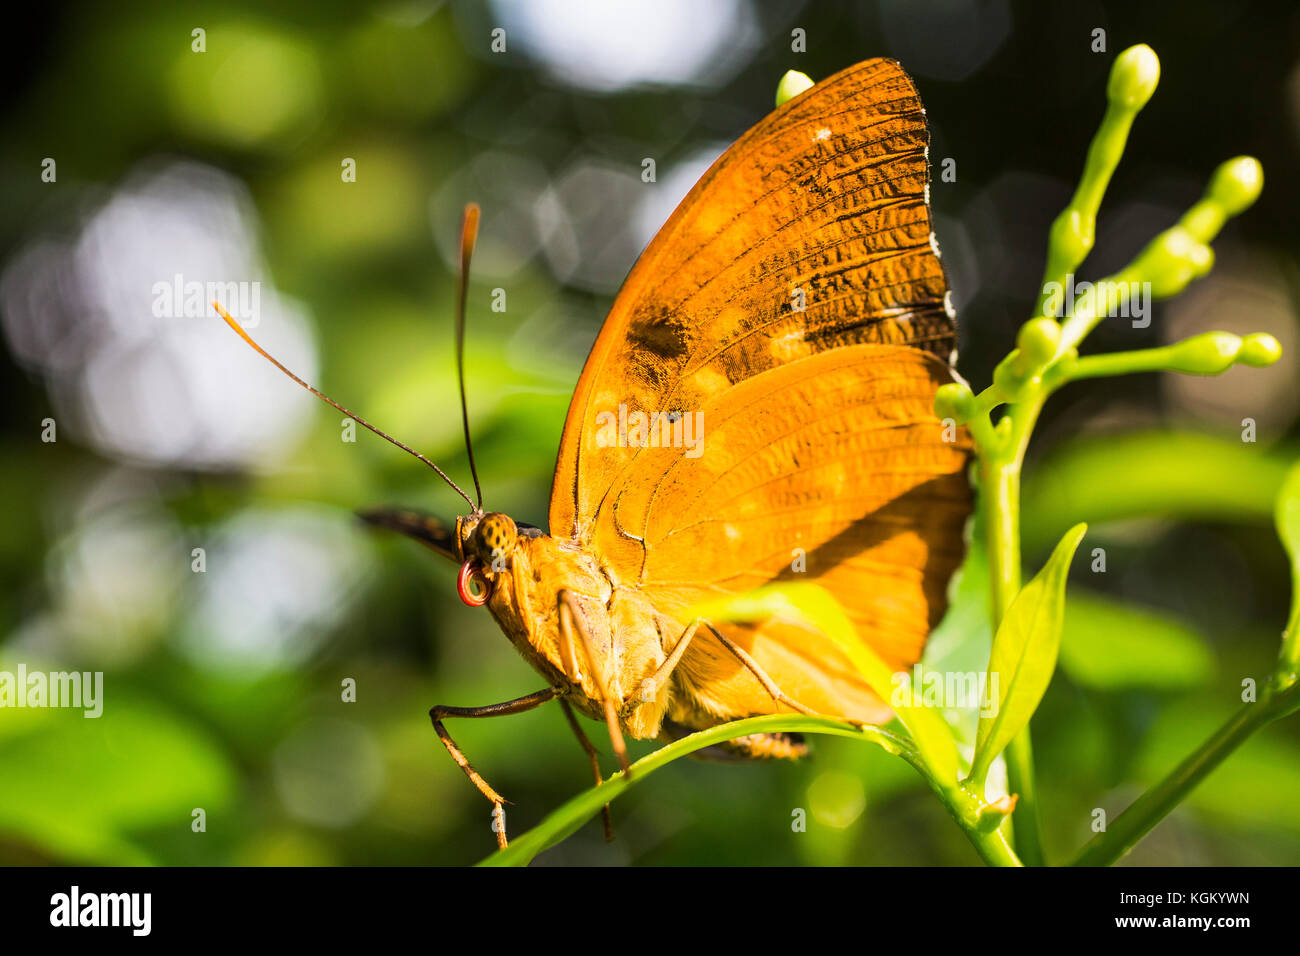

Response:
(547, 58), (971, 726)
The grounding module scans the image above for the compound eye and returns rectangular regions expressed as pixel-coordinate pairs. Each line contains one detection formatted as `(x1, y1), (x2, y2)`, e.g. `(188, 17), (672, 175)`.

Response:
(474, 513), (517, 565)
(457, 561), (490, 607)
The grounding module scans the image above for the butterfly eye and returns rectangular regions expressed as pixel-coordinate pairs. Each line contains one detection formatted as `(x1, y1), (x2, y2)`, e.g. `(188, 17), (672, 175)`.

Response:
(472, 512), (517, 563)
(457, 560), (491, 607)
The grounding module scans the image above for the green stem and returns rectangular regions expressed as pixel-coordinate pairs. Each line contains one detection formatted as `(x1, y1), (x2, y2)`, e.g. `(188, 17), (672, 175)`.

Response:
(1003, 732), (1043, 865)
(1034, 46), (1158, 318)
(980, 399), (1047, 865)
(952, 798), (1023, 867)
(1282, 638), (1300, 690)
(1280, 608), (1300, 687)
(1072, 682), (1299, 866)
(986, 459), (1022, 617)
(1058, 341), (1183, 381)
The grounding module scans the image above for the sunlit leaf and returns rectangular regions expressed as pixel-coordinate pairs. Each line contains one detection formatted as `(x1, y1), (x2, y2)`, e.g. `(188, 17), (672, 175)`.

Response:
(921, 543), (993, 747)
(971, 524), (1086, 783)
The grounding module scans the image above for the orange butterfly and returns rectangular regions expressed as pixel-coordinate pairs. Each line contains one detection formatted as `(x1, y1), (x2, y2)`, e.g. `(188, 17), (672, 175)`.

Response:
(217, 58), (971, 849)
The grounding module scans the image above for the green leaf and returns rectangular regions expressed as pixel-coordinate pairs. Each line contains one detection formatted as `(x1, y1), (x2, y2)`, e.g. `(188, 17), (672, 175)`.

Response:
(1059, 592), (1214, 690)
(970, 524), (1086, 784)
(0, 695), (236, 864)
(919, 545), (993, 748)
(1021, 431), (1294, 555)
(480, 713), (911, 867)
(689, 583), (960, 783)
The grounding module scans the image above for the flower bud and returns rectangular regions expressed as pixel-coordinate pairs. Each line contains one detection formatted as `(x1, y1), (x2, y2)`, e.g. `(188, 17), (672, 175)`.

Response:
(1138, 227), (1212, 298)
(1168, 331), (1241, 374)
(934, 382), (974, 423)
(1239, 332), (1282, 368)
(1208, 156), (1263, 218)
(775, 70), (814, 107)
(1107, 44), (1160, 109)
(1017, 318), (1061, 367)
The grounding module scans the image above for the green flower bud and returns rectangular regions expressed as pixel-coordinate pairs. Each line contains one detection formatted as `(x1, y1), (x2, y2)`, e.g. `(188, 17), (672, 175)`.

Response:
(993, 349), (1040, 403)
(1017, 318), (1061, 366)
(1107, 44), (1160, 109)
(1158, 331), (1280, 374)
(775, 70), (814, 107)
(1168, 331), (1241, 374)
(1047, 209), (1093, 271)
(934, 382), (974, 423)
(1239, 332), (1282, 367)
(1189, 240), (1215, 277)
(1138, 227), (1213, 298)
(1208, 156), (1263, 217)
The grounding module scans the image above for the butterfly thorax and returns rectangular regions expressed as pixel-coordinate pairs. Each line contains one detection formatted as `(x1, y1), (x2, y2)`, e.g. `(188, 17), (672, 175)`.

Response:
(463, 511), (677, 737)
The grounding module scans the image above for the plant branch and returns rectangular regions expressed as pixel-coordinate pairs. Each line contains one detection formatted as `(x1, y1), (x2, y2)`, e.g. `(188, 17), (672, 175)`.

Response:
(1072, 682), (1299, 866)
(1034, 45), (1159, 319)
(979, 397), (1047, 864)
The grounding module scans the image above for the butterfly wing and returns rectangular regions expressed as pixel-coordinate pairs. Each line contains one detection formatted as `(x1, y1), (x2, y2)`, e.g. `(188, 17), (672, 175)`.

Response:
(547, 59), (971, 727)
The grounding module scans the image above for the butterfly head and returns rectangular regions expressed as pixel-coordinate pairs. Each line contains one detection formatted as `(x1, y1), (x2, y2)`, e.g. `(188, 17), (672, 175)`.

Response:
(455, 511), (517, 607)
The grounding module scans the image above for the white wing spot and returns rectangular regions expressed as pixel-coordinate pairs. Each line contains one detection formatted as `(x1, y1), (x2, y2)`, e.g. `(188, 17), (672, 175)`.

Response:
(814, 127), (831, 141)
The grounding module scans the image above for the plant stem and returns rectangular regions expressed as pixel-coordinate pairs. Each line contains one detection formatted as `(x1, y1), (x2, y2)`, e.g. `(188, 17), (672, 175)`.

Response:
(986, 459), (1022, 617)
(978, 399), (1050, 865)
(1280, 605), (1300, 687)
(944, 793), (1023, 867)
(1072, 682), (1299, 866)
(1002, 732), (1042, 865)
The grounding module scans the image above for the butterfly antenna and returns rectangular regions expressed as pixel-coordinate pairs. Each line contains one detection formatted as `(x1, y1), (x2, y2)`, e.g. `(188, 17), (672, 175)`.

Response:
(455, 202), (484, 509)
(212, 301), (478, 513)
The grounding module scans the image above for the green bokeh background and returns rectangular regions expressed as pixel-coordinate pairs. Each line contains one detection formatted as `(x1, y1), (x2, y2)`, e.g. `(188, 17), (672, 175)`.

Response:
(2, 1), (1300, 866)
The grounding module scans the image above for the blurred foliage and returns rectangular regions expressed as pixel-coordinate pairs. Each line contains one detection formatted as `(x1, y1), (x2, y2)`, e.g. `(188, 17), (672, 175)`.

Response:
(2, 0), (1300, 866)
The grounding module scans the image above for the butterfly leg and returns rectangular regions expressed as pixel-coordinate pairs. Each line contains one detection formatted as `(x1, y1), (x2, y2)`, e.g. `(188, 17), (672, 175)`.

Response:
(702, 622), (822, 718)
(626, 619), (704, 715)
(619, 618), (819, 728)
(557, 589), (631, 777)
(429, 686), (558, 849)
(558, 698), (615, 842)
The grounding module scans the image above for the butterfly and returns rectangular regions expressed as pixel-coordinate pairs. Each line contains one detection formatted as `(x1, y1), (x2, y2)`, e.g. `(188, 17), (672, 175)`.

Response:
(216, 57), (972, 850)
